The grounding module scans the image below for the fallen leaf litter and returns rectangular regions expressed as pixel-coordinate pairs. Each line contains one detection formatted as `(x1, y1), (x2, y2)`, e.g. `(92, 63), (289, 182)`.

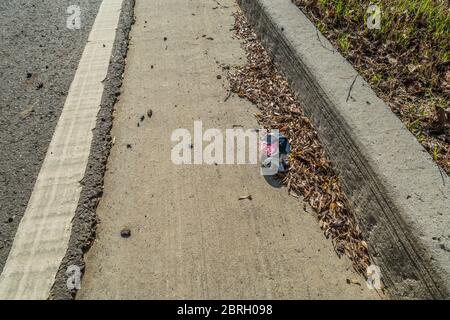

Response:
(228, 11), (370, 276)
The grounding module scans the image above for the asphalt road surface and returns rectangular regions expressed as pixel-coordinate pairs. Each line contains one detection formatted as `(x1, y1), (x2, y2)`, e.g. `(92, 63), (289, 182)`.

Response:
(0, 0), (102, 273)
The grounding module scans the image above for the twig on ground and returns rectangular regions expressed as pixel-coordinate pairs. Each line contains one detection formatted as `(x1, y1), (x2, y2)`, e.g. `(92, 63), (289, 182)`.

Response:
(346, 74), (358, 102)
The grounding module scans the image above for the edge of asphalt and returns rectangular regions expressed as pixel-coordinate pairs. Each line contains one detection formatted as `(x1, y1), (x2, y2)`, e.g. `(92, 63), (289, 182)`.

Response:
(50, 0), (136, 300)
(237, 0), (450, 299)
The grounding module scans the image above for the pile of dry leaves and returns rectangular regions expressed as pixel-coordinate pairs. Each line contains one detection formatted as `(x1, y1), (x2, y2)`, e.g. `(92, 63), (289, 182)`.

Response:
(293, 0), (450, 176)
(228, 12), (370, 275)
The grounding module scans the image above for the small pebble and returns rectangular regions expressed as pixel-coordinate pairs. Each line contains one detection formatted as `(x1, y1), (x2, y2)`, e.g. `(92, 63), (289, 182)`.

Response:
(121, 228), (131, 238)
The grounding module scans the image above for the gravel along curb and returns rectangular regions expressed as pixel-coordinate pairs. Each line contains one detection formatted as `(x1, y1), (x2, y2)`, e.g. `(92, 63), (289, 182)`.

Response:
(237, 0), (450, 299)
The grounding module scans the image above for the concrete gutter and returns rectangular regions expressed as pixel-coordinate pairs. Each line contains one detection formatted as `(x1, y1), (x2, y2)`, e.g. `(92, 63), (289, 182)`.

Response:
(237, 0), (450, 299)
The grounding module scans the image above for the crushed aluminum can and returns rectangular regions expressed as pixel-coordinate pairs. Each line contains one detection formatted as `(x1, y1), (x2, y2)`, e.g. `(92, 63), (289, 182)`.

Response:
(260, 132), (291, 175)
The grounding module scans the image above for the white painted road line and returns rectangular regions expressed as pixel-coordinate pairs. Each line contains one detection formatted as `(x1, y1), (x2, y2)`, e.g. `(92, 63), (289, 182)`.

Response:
(0, 0), (124, 300)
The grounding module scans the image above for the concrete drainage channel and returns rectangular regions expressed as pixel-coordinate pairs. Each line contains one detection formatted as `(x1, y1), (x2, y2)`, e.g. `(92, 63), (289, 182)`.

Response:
(237, 0), (450, 299)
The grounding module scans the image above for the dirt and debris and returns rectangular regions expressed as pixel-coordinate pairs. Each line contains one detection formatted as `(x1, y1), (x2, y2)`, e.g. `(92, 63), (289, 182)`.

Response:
(346, 278), (362, 286)
(228, 11), (370, 275)
(147, 109), (153, 118)
(238, 195), (252, 201)
(19, 105), (34, 119)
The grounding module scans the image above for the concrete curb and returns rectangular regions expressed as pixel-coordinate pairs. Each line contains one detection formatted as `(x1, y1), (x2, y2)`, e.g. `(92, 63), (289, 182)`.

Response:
(237, 0), (450, 299)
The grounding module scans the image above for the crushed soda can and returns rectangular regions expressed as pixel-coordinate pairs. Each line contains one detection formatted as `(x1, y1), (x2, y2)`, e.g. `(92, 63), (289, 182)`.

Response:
(260, 132), (291, 175)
